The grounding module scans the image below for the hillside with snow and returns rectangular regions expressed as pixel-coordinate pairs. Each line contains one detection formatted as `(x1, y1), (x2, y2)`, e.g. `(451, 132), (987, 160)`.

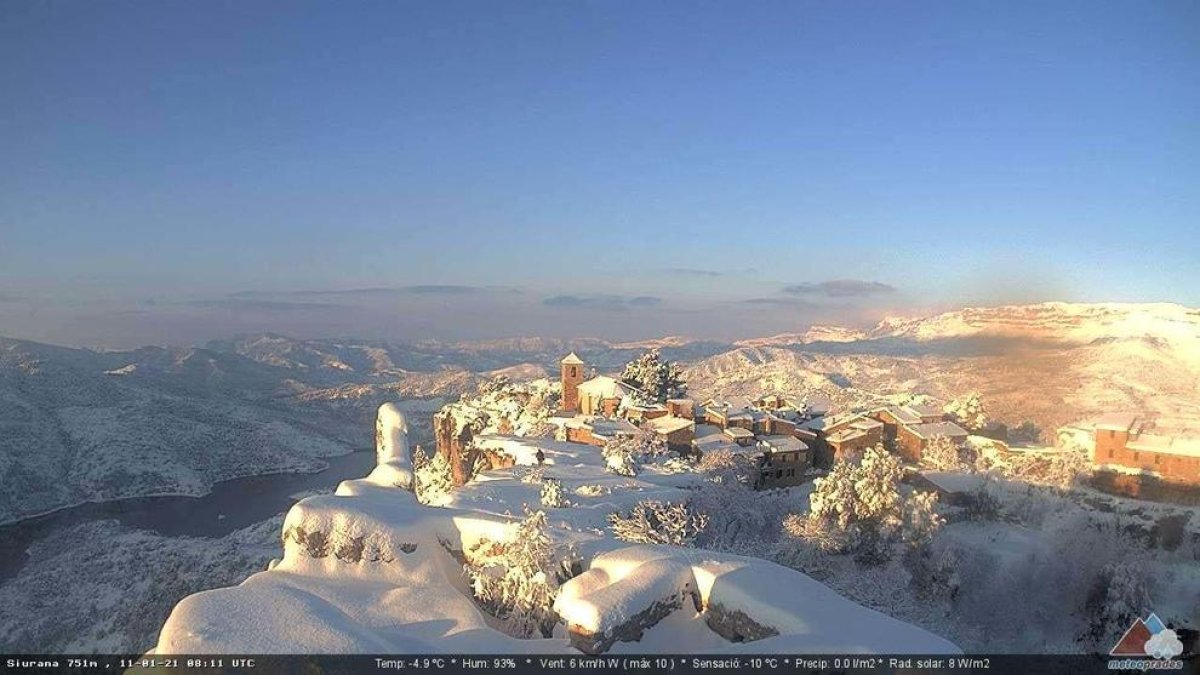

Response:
(0, 338), (420, 523)
(687, 303), (1200, 434)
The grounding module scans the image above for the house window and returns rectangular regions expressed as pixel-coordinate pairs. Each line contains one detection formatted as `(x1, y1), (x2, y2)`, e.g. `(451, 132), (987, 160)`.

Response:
(776, 469), (783, 479)
(1154, 454), (1161, 465)
(1108, 449), (1114, 459)
(570, 366), (577, 378)
(1133, 452), (1140, 461)
(786, 468), (795, 477)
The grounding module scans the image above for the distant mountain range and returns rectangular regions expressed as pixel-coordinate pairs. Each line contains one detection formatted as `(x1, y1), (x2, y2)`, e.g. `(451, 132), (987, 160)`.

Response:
(2, 301), (1197, 523)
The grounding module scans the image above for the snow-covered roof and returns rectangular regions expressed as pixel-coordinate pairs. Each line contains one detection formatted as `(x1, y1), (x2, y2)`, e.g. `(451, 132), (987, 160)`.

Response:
(759, 435), (808, 454)
(826, 428), (866, 444)
(921, 471), (986, 494)
(793, 428), (818, 441)
(560, 352), (585, 365)
(577, 375), (641, 399)
(723, 426), (755, 439)
(589, 418), (639, 438)
(852, 418), (884, 431)
(694, 435), (741, 453)
(873, 405), (922, 425)
(1127, 434), (1200, 458)
(905, 421), (970, 440)
(1094, 412), (1142, 432)
(644, 415), (695, 434)
(803, 412), (861, 433)
(908, 403), (944, 419)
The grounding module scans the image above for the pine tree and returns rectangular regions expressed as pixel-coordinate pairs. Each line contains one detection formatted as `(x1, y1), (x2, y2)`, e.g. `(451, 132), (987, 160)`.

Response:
(944, 393), (988, 431)
(539, 477), (569, 508)
(619, 349), (686, 403)
(465, 509), (563, 638)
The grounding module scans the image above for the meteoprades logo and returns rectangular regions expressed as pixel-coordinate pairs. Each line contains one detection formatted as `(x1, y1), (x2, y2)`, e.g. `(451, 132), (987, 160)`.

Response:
(1109, 612), (1185, 669)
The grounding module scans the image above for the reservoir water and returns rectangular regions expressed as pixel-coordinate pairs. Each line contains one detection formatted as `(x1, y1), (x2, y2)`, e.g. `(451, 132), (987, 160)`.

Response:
(0, 449), (377, 583)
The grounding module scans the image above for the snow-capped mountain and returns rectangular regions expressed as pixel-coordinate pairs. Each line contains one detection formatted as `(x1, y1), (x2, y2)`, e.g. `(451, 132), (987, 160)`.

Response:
(870, 302), (1200, 349)
(734, 325), (869, 348)
(687, 302), (1200, 434)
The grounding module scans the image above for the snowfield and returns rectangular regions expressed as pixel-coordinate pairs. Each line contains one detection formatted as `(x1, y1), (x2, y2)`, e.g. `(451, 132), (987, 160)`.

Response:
(152, 407), (959, 655)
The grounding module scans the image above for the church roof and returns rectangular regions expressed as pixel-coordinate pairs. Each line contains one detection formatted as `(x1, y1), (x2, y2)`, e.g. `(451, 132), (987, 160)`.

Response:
(577, 375), (641, 399)
(561, 352), (585, 365)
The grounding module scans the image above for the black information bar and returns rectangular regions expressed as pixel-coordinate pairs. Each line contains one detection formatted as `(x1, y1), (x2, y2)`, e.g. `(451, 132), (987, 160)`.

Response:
(1, 654), (1192, 675)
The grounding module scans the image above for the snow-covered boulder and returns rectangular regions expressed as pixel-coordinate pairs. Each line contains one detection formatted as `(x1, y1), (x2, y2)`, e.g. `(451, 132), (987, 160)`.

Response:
(556, 545), (961, 655)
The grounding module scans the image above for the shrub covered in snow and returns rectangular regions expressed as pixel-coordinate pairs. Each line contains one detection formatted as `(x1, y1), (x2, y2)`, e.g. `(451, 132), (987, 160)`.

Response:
(539, 477), (569, 508)
(601, 438), (640, 477)
(415, 451), (455, 505)
(1001, 448), (1090, 490)
(1008, 421), (1043, 446)
(690, 480), (799, 555)
(411, 444), (429, 473)
(573, 484), (610, 498)
(520, 467), (545, 484)
(607, 499), (708, 547)
(464, 509), (565, 639)
(696, 448), (757, 487)
(1087, 560), (1152, 647)
(442, 377), (561, 441)
(921, 436), (969, 471)
(618, 349), (686, 404)
(944, 393), (988, 432)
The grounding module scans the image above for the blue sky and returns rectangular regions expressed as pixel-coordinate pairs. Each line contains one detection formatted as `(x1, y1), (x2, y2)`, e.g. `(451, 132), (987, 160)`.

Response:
(1, 1), (1197, 347)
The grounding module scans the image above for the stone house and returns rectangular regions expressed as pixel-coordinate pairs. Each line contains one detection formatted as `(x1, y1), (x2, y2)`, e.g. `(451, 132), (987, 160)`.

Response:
(756, 435), (810, 489)
(1092, 413), (1200, 485)
(894, 421), (970, 463)
(643, 415), (696, 452)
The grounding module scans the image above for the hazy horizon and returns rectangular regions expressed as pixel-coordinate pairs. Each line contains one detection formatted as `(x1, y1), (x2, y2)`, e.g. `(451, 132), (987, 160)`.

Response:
(3, 2), (1197, 348)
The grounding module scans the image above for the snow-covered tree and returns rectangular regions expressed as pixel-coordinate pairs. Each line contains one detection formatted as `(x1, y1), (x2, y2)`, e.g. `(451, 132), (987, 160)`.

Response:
(902, 490), (945, 548)
(608, 499), (708, 546)
(1009, 421), (1043, 446)
(539, 477), (569, 508)
(944, 393), (988, 432)
(964, 476), (1002, 521)
(415, 450), (455, 504)
(464, 509), (563, 638)
(1087, 560), (1152, 648)
(691, 480), (796, 554)
(619, 349), (686, 403)
(442, 377), (561, 439)
(1003, 448), (1090, 490)
(921, 435), (968, 471)
(696, 448), (757, 487)
(792, 446), (929, 565)
(601, 437), (640, 477)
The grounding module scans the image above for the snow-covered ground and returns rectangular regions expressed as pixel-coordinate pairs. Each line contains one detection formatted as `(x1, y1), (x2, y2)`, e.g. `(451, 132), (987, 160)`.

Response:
(152, 408), (960, 655)
(0, 516), (283, 652)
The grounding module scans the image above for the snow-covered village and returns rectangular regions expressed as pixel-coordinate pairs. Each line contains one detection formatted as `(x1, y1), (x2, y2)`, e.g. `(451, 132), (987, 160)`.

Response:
(3, 2), (1199, 674)
(140, 337), (1199, 661)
